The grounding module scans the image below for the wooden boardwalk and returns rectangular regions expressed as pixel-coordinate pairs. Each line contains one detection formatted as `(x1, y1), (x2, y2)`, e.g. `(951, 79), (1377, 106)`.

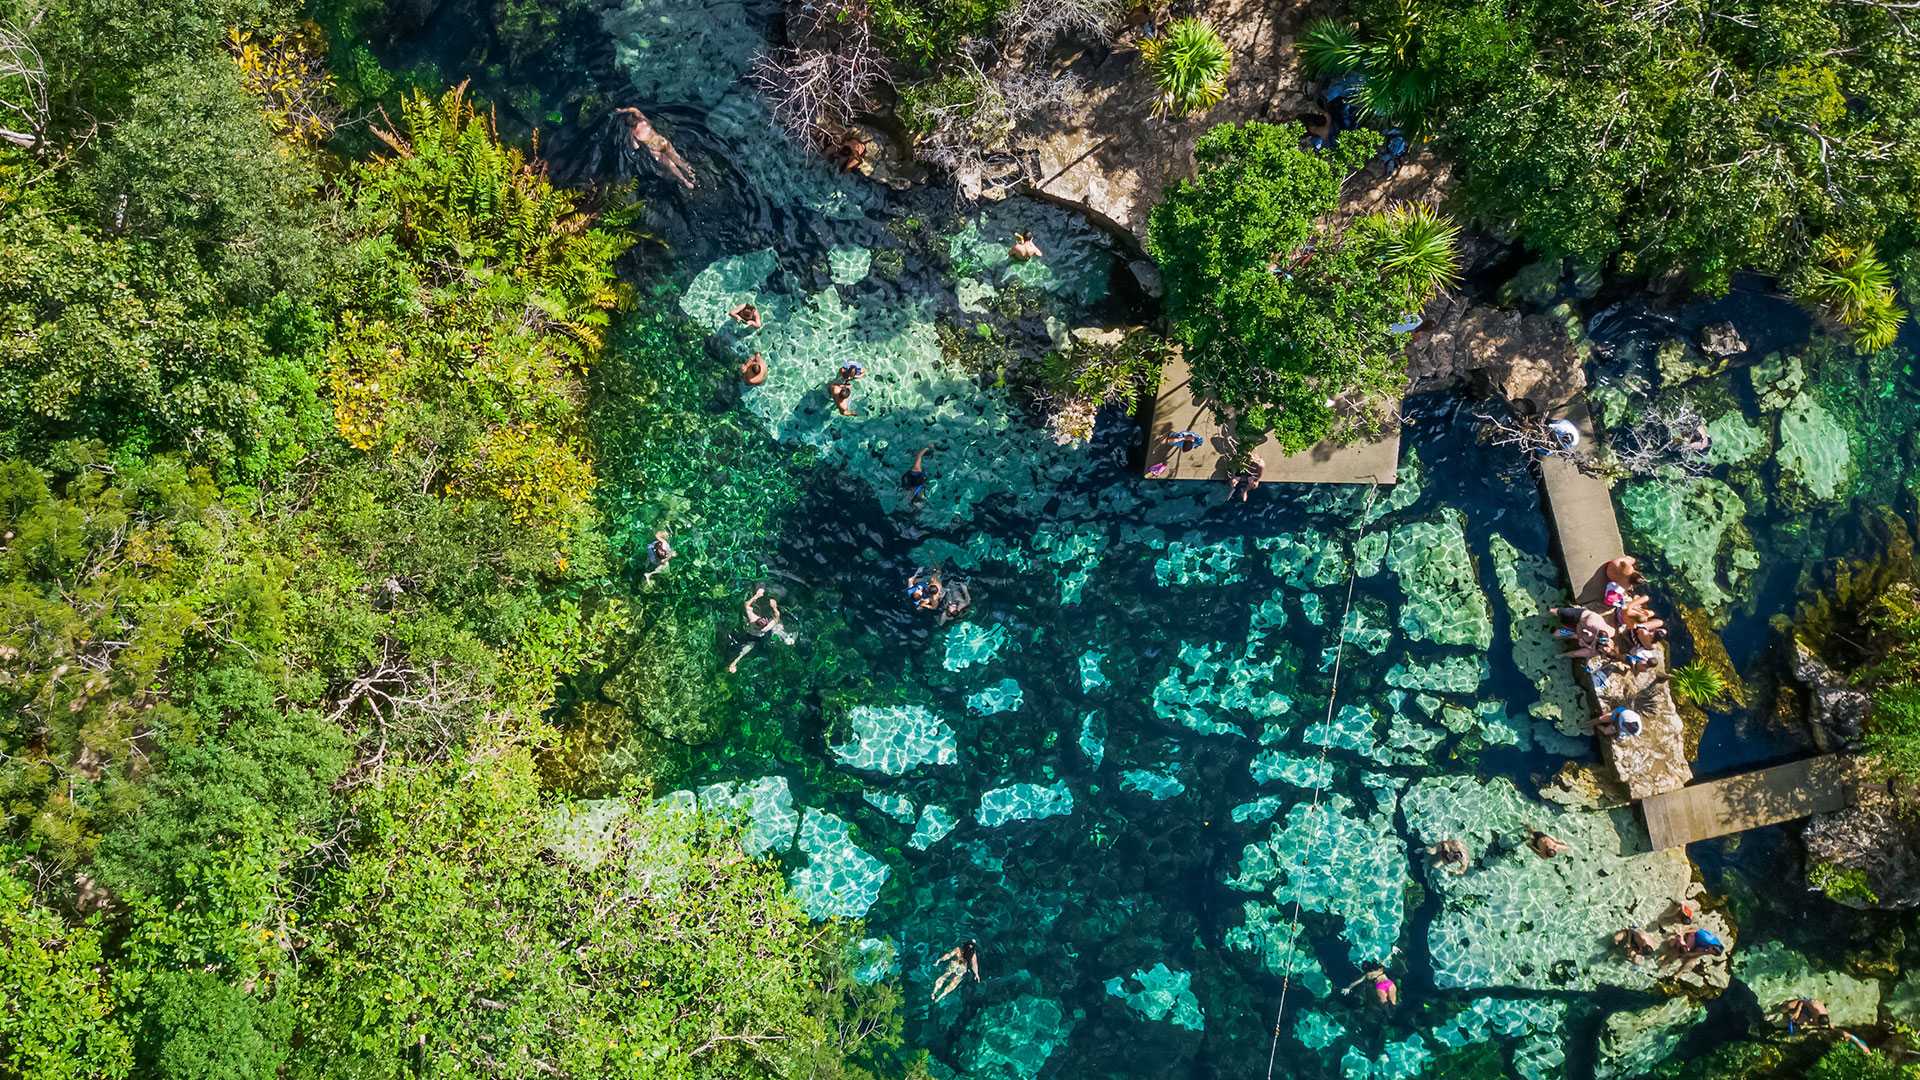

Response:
(1536, 399), (1693, 800)
(1144, 350), (1401, 485)
(1642, 755), (1860, 849)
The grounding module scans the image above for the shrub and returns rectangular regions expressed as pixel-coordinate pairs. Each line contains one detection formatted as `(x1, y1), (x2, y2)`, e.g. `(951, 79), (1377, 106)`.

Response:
(1668, 661), (1730, 709)
(1807, 860), (1879, 906)
(1140, 18), (1230, 117)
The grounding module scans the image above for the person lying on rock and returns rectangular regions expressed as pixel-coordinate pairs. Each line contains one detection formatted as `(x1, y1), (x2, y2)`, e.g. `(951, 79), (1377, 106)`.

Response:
(1775, 997), (1830, 1034)
(1426, 838), (1470, 874)
(729, 302), (762, 329)
(1614, 926), (1658, 963)
(1528, 829), (1570, 858)
(613, 107), (697, 190)
(1670, 926), (1724, 958)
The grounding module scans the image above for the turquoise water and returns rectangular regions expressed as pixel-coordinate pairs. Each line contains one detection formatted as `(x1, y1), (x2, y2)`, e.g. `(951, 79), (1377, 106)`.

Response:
(390, 2), (1920, 1074)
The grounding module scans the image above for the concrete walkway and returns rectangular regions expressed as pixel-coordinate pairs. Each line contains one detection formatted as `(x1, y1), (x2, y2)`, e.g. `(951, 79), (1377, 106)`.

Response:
(1642, 755), (1859, 849)
(1143, 350), (1402, 485)
(1537, 399), (1692, 800)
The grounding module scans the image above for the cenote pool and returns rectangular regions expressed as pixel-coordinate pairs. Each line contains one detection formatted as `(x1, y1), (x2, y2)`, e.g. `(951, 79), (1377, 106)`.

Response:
(461, 3), (1920, 1076)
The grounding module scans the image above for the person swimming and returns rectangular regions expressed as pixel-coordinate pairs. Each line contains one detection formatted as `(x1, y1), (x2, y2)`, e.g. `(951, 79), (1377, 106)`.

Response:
(642, 530), (675, 584)
(1427, 839), (1470, 874)
(740, 352), (767, 386)
(730, 302), (763, 330)
(931, 941), (980, 1002)
(727, 588), (795, 673)
(907, 568), (944, 611)
(839, 361), (866, 383)
(1343, 963), (1398, 1006)
(1009, 233), (1042, 261)
(1528, 829), (1570, 858)
(936, 580), (973, 625)
(902, 447), (932, 502)
(613, 107), (697, 190)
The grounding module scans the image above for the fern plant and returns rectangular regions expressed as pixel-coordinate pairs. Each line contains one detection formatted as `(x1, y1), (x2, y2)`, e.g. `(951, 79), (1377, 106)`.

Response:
(1140, 18), (1231, 118)
(1667, 661), (1730, 708)
(1797, 243), (1908, 351)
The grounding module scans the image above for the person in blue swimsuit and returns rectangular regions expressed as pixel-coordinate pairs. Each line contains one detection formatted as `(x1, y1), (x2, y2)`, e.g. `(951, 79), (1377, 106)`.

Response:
(1162, 429), (1203, 452)
(902, 446), (932, 502)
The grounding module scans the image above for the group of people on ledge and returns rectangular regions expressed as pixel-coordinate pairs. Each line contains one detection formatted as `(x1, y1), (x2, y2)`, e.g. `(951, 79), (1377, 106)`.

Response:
(1612, 898), (1728, 976)
(1547, 554), (1673, 741)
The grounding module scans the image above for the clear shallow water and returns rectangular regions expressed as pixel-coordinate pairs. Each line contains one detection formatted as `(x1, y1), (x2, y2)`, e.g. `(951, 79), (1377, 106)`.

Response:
(386, 3), (1920, 1074)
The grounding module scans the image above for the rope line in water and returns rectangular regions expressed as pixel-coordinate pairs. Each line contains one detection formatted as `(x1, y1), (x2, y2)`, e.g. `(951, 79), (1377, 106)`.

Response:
(1264, 480), (1381, 1080)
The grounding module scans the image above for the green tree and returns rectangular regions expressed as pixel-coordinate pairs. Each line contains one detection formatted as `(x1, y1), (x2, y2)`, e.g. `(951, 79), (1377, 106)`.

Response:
(1147, 121), (1453, 451)
(0, 857), (133, 1078)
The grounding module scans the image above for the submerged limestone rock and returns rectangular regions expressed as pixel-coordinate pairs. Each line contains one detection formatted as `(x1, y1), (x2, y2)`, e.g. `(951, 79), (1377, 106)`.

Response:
(1404, 774), (1727, 993)
(1154, 536), (1247, 587)
(1386, 510), (1494, 649)
(1228, 793), (1406, 965)
(1250, 749), (1335, 790)
(976, 781), (1074, 827)
(832, 705), (959, 776)
(1595, 998), (1705, 1080)
(1294, 1008), (1346, 1050)
(827, 244), (871, 286)
(943, 621), (1009, 671)
(1735, 940), (1882, 1026)
(1490, 534), (1592, 745)
(908, 804), (958, 851)
(788, 809), (890, 919)
(1385, 654), (1487, 695)
(1079, 650), (1108, 692)
(1078, 711), (1106, 767)
(957, 995), (1075, 1080)
(1339, 1034), (1433, 1080)
(1118, 769), (1185, 800)
(850, 936), (899, 984)
(1104, 962), (1204, 1031)
(695, 775), (799, 855)
(1152, 640), (1290, 738)
(1704, 409), (1770, 468)
(967, 678), (1025, 716)
(863, 790), (916, 823)
(1619, 472), (1751, 614)
(1430, 996), (1567, 1080)
(1777, 393), (1855, 504)
(1222, 900), (1331, 996)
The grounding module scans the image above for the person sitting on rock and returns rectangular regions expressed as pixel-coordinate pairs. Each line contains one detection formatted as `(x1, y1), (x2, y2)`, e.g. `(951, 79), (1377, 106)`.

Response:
(832, 131), (868, 172)
(1775, 997), (1830, 1034)
(1614, 926), (1659, 963)
(1544, 418), (1581, 454)
(1671, 926), (1724, 958)
(730, 302), (763, 329)
(1528, 829), (1570, 858)
(1227, 454), (1265, 502)
(1009, 233), (1043, 261)
(740, 352), (767, 386)
(931, 941), (980, 1002)
(1603, 555), (1644, 588)
(1426, 838), (1470, 874)
(1594, 706), (1643, 739)
(1626, 623), (1668, 650)
(827, 377), (857, 416)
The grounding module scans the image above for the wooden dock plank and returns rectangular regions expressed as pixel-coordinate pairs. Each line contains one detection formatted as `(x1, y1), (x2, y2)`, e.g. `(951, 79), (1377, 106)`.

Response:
(1144, 350), (1401, 485)
(1537, 399), (1625, 604)
(1642, 755), (1859, 850)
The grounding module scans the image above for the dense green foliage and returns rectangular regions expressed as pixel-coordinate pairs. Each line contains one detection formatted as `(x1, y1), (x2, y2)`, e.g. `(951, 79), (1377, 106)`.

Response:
(0, 3), (907, 1073)
(1324, 0), (1920, 317)
(1140, 18), (1231, 118)
(1146, 121), (1456, 450)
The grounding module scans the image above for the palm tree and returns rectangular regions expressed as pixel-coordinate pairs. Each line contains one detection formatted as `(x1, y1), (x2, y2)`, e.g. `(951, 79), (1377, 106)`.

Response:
(1370, 203), (1462, 296)
(1140, 18), (1231, 118)
(1799, 244), (1908, 352)
(1297, 1), (1436, 135)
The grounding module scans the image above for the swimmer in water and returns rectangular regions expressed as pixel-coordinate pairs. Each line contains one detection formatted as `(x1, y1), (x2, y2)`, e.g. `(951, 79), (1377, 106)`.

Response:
(740, 352), (767, 386)
(612, 107), (697, 190)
